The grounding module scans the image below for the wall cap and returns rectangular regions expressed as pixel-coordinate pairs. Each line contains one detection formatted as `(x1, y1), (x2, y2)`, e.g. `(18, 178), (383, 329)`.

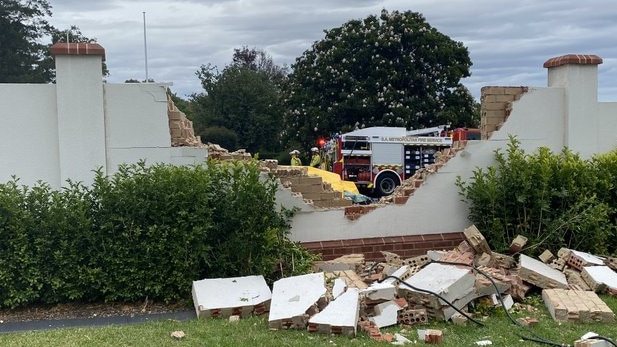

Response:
(543, 54), (602, 68)
(50, 43), (106, 60)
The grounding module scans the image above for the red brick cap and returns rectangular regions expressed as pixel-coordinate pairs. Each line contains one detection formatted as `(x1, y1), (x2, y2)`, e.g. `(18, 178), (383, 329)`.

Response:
(50, 42), (106, 61)
(543, 54), (602, 68)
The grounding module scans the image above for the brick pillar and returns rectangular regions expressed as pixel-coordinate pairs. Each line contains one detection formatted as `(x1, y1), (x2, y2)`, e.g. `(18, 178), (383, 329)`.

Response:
(543, 54), (603, 158)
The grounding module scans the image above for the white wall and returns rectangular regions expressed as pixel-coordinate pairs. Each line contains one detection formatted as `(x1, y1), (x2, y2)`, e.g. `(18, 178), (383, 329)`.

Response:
(0, 84), (60, 186)
(0, 45), (206, 189)
(289, 58), (617, 243)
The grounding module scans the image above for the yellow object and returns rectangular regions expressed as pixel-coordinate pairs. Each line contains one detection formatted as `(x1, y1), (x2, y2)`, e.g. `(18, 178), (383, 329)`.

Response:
(291, 156), (302, 166)
(309, 153), (321, 167)
(306, 166), (359, 195)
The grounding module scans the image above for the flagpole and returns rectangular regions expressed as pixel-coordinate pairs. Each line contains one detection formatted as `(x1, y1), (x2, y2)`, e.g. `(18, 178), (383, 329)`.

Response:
(143, 11), (149, 82)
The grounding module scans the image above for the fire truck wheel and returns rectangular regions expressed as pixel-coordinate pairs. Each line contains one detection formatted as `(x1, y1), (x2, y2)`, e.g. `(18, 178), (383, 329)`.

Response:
(375, 172), (400, 196)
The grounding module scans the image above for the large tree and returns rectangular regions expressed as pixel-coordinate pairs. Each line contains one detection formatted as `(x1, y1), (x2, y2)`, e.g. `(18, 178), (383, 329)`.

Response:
(0, 1), (107, 83)
(0, 0), (54, 83)
(191, 48), (287, 156)
(283, 9), (477, 149)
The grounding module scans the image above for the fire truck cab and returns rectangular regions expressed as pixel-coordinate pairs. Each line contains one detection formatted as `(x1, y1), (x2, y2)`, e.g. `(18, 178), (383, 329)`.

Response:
(325, 125), (452, 197)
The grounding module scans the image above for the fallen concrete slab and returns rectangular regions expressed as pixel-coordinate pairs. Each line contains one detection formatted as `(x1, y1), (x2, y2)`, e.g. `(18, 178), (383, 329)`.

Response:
(582, 266), (617, 292)
(398, 262), (475, 320)
(369, 300), (401, 328)
(191, 275), (271, 319)
(268, 272), (327, 329)
(519, 254), (568, 289)
(308, 288), (360, 336)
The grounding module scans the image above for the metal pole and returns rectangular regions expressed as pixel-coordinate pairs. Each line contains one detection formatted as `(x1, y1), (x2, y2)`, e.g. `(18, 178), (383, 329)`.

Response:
(143, 11), (149, 82)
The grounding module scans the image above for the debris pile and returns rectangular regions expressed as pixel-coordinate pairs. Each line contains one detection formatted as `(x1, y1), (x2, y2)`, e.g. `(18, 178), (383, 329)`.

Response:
(191, 225), (617, 344)
(206, 143), (253, 161)
(274, 166), (353, 208)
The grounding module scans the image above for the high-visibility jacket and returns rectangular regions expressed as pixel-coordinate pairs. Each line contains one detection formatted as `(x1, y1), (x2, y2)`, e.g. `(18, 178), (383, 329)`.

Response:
(310, 153), (321, 167)
(291, 156), (302, 166)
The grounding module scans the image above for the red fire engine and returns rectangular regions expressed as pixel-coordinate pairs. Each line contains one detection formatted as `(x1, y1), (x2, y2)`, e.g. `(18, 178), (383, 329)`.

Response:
(324, 125), (453, 197)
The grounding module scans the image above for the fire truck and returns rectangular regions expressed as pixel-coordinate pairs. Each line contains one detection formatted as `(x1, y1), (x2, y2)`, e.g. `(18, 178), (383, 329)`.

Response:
(324, 125), (453, 197)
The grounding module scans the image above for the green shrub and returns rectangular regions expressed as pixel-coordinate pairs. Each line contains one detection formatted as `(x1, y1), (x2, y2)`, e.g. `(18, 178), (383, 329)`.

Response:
(456, 136), (617, 256)
(0, 160), (317, 308)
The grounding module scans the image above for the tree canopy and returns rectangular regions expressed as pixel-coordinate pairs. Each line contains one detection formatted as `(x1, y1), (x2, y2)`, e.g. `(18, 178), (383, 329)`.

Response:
(0, 0), (106, 83)
(190, 47), (287, 156)
(0, 0), (54, 83)
(283, 9), (477, 149)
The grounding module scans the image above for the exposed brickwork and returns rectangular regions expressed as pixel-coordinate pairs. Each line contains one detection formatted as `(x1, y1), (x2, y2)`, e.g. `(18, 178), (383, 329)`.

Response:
(50, 42), (106, 60)
(301, 232), (465, 261)
(543, 54), (603, 68)
(167, 95), (202, 147)
(479, 86), (528, 140)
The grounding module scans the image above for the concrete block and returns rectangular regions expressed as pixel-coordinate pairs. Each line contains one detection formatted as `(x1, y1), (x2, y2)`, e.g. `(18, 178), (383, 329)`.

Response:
(582, 266), (617, 292)
(398, 308), (428, 326)
(401, 263), (475, 304)
(401, 254), (430, 268)
(269, 272), (327, 329)
(370, 300), (401, 328)
(539, 250), (555, 263)
(191, 275), (272, 319)
(568, 250), (604, 271)
(381, 251), (402, 265)
(399, 263), (476, 321)
(308, 288), (360, 336)
(463, 225), (491, 254)
(509, 235), (528, 253)
(363, 281), (397, 301)
(519, 254), (568, 289)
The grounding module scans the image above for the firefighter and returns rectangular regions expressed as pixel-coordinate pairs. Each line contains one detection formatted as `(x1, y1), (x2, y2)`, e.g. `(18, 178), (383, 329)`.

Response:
(309, 147), (322, 168)
(289, 150), (302, 166)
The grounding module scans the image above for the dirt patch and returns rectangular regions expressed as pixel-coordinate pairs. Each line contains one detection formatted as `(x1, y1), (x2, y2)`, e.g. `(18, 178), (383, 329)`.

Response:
(0, 300), (192, 323)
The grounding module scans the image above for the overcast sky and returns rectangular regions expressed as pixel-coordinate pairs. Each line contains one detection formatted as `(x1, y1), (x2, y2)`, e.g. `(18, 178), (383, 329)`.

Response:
(47, 0), (617, 101)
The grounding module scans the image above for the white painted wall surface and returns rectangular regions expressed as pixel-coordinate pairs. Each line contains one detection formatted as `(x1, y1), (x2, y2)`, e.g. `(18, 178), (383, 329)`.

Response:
(55, 54), (107, 186)
(0, 84), (60, 186)
(0, 49), (206, 189)
(289, 60), (617, 243)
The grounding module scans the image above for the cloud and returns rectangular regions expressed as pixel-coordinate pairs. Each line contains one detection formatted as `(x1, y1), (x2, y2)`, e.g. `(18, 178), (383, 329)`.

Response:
(46, 0), (617, 101)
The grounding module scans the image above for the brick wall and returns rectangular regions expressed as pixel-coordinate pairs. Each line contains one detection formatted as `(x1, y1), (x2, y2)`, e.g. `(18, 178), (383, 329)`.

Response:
(480, 86), (528, 139)
(301, 232), (465, 261)
(167, 95), (202, 147)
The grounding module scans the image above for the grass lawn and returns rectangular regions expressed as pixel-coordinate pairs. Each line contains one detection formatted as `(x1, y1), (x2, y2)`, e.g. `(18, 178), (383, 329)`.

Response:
(0, 294), (615, 347)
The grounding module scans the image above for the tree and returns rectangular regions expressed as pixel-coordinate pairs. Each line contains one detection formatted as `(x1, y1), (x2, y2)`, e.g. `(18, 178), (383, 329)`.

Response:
(232, 46), (288, 87)
(283, 9), (476, 149)
(0, 0), (54, 83)
(190, 48), (287, 157)
(49, 25), (109, 78)
(0, 1), (107, 83)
